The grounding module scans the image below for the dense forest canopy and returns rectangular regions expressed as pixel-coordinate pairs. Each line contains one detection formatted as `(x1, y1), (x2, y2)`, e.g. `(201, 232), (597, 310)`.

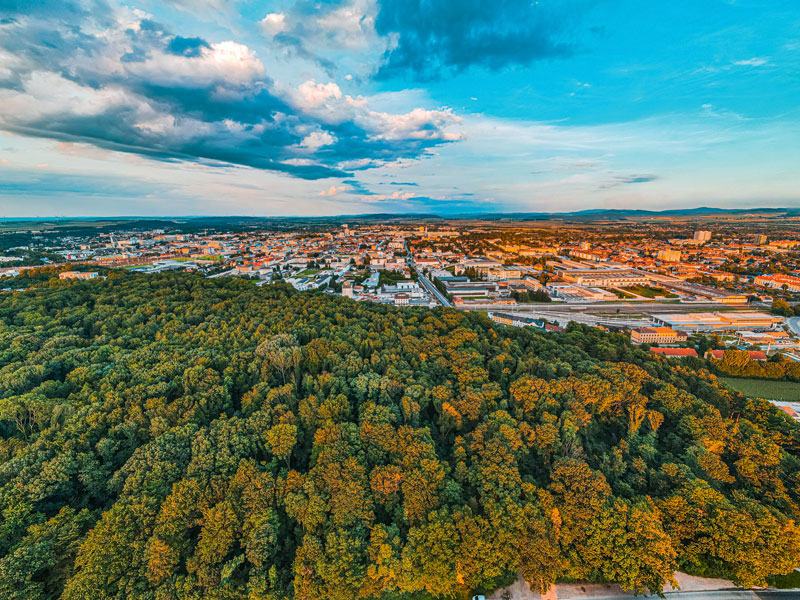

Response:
(0, 272), (798, 600)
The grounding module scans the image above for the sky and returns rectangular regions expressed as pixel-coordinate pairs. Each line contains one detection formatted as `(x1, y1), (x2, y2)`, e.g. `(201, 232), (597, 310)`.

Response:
(0, 0), (798, 216)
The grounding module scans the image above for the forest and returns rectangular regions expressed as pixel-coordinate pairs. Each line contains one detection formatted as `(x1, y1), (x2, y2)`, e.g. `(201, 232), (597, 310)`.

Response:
(0, 271), (798, 600)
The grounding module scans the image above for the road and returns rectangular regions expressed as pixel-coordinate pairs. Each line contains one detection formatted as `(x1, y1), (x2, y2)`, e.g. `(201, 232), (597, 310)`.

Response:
(787, 317), (800, 336)
(208, 268), (238, 278)
(456, 301), (751, 316)
(412, 265), (452, 308)
(552, 592), (800, 600)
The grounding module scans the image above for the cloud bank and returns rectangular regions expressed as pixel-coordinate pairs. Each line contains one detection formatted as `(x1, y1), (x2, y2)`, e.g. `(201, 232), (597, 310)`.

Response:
(0, 0), (462, 180)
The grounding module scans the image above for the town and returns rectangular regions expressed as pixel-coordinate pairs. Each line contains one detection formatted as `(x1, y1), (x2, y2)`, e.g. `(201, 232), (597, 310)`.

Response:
(4, 214), (800, 420)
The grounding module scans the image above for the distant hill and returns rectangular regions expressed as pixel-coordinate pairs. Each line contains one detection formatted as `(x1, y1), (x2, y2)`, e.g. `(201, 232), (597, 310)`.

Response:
(4, 207), (800, 231)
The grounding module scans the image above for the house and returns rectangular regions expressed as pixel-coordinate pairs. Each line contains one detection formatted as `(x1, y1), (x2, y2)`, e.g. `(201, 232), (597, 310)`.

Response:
(650, 347), (698, 358)
(487, 312), (564, 333)
(705, 349), (768, 361)
(393, 292), (410, 306)
(777, 405), (799, 420)
(59, 271), (99, 280)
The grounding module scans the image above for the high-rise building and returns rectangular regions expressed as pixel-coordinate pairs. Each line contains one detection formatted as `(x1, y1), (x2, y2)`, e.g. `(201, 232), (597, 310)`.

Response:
(657, 249), (681, 262)
(693, 230), (712, 243)
(342, 280), (354, 298)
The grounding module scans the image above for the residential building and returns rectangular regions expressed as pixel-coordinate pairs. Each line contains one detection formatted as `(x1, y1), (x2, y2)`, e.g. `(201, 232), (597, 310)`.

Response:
(657, 249), (681, 262)
(630, 327), (688, 345)
(650, 347), (698, 358)
(693, 231), (712, 243)
(755, 274), (800, 293)
(59, 271), (99, 280)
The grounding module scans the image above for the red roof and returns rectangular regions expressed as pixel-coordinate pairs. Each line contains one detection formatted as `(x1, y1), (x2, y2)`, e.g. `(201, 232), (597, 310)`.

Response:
(707, 349), (768, 361)
(778, 405), (799, 418)
(650, 347), (698, 357)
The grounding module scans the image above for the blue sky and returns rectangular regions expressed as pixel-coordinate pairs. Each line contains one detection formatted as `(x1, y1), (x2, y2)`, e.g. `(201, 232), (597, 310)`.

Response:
(0, 0), (798, 216)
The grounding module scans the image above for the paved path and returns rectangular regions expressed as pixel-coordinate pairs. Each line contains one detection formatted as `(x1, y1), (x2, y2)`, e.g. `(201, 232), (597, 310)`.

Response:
(413, 266), (452, 308)
(787, 317), (800, 336)
(485, 573), (800, 600)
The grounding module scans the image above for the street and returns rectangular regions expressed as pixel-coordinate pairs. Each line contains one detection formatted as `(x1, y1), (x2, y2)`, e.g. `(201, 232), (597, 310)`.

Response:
(787, 317), (800, 336)
(412, 264), (453, 308)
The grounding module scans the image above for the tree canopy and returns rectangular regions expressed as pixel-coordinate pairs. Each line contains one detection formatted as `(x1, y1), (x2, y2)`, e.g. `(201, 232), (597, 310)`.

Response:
(0, 271), (798, 600)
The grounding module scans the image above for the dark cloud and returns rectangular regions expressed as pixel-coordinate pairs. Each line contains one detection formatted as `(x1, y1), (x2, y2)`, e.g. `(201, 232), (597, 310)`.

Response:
(598, 174), (659, 190)
(0, 0), (460, 180)
(374, 0), (592, 80)
(342, 180), (376, 195)
(623, 175), (658, 184)
(272, 31), (337, 74)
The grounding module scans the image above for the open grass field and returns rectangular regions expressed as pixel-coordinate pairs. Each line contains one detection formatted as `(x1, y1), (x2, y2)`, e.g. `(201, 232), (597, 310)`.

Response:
(621, 284), (679, 299)
(719, 376), (800, 401)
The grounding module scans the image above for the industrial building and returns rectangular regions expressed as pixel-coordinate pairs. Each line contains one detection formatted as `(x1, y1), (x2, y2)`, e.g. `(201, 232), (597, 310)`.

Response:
(558, 268), (649, 287)
(651, 311), (783, 332)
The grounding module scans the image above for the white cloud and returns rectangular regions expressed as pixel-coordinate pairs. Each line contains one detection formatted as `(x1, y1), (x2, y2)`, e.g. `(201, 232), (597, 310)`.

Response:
(299, 130), (337, 150)
(125, 41), (265, 87)
(733, 57), (769, 67)
(362, 107), (463, 141)
(0, 71), (134, 124)
(315, 0), (377, 49)
(297, 80), (342, 107)
(260, 13), (287, 37)
(319, 184), (346, 196)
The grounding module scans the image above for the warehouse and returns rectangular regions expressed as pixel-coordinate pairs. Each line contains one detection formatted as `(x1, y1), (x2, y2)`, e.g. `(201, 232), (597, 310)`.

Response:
(651, 311), (782, 332)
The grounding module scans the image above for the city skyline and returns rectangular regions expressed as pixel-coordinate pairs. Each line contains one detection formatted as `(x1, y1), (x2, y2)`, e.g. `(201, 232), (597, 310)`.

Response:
(1, 0), (799, 216)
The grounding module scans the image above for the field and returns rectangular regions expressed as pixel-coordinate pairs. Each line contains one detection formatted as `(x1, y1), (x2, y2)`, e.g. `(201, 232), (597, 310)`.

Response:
(719, 376), (800, 401)
(620, 284), (679, 299)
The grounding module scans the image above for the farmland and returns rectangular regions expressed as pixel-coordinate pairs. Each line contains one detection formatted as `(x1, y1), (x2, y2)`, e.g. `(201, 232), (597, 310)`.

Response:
(719, 376), (800, 401)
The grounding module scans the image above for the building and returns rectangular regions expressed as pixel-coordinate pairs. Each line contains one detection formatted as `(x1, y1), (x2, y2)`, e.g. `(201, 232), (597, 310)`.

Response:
(630, 327), (688, 345)
(342, 280), (353, 298)
(442, 280), (504, 297)
(486, 267), (522, 280)
(489, 312), (546, 328)
(363, 272), (380, 289)
(657, 249), (681, 262)
(693, 230), (712, 243)
(454, 258), (503, 276)
(59, 271), (99, 280)
(754, 274), (800, 293)
(651, 311), (783, 332)
(706, 349), (767, 361)
(393, 292), (410, 306)
(487, 312), (564, 332)
(453, 297), (516, 307)
(546, 283), (618, 302)
(776, 404), (800, 421)
(650, 278), (746, 303)
(569, 249), (607, 262)
(558, 268), (649, 287)
(650, 347), (698, 358)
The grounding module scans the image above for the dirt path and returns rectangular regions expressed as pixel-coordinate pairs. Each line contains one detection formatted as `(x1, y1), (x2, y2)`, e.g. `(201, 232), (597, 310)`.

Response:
(485, 572), (738, 600)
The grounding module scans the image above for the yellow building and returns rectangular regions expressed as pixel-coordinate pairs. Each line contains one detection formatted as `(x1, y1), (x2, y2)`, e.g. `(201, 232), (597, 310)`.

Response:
(630, 327), (687, 345)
